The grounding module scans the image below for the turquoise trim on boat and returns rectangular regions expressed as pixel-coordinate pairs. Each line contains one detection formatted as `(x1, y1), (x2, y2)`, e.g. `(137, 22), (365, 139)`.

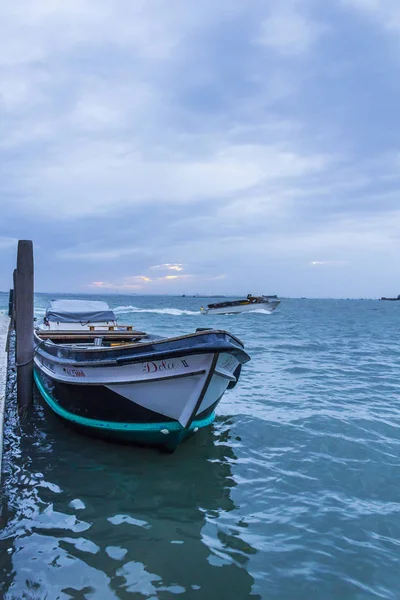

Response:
(33, 369), (215, 448)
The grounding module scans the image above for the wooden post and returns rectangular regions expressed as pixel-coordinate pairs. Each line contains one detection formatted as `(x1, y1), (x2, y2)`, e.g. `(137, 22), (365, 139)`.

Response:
(15, 241), (34, 410)
(12, 269), (17, 331)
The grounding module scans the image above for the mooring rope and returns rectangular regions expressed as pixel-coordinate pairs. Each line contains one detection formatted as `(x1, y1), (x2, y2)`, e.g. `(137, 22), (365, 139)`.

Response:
(15, 339), (46, 368)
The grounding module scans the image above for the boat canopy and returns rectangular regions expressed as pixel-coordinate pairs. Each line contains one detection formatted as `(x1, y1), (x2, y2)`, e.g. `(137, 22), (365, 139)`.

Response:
(45, 299), (116, 323)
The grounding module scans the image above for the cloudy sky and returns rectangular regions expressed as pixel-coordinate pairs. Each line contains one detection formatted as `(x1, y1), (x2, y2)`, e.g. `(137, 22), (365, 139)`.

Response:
(1, 0), (399, 298)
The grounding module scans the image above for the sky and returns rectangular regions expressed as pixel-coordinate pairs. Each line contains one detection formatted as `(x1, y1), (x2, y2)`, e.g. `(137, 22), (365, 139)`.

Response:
(1, 0), (400, 298)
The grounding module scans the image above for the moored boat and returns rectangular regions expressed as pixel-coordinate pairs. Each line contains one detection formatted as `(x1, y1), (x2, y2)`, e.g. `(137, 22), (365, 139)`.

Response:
(33, 300), (250, 451)
(200, 294), (280, 315)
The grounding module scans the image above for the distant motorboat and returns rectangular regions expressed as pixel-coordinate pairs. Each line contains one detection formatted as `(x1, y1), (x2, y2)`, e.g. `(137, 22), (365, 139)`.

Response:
(381, 295), (400, 301)
(200, 294), (281, 315)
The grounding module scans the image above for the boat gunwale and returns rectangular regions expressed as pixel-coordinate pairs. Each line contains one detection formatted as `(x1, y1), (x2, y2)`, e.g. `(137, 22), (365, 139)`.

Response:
(33, 331), (250, 369)
(34, 344), (250, 369)
(33, 361), (208, 386)
(34, 328), (245, 351)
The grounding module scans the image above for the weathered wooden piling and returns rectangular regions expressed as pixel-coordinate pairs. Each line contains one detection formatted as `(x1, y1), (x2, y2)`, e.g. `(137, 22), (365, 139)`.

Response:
(15, 240), (34, 411)
(0, 313), (10, 480)
(12, 269), (17, 330)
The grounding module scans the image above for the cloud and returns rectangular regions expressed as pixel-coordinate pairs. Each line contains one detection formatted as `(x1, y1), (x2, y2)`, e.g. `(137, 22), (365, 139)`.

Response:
(310, 261), (348, 266)
(0, 0), (331, 223)
(259, 1), (325, 55)
(1, 0), (399, 297)
(342, 0), (400, 31)
(89, 281), (143, 291)
(89, 275), (153, 290)
(0, 0), (199, 68)
(86, 270), (226, 292)
(2, 142), (330, 219)
(150, 264), (184, 271)
(57, 247), (143, 261)
(0, 237), (18, 250)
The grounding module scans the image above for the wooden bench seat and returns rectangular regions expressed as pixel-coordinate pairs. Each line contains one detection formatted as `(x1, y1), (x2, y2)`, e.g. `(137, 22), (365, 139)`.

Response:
(37, 330), (147, 341)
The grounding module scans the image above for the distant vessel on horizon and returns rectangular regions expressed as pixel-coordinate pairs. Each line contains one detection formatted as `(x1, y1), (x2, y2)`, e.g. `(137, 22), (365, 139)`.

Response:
(200, 294), (281, 315)
(380, 295), (400, 301)
(182, 294), (225, 298)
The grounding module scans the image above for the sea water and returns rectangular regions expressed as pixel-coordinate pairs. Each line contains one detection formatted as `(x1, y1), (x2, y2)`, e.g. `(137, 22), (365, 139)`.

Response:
(0, 293), (400, 599)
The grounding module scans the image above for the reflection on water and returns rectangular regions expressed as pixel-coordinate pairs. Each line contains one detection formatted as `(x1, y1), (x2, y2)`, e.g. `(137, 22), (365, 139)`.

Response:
(0, 353), (259, 599)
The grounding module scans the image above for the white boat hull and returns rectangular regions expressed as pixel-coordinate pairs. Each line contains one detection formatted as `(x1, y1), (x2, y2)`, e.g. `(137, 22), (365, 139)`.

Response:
(34, 350), (240, 428)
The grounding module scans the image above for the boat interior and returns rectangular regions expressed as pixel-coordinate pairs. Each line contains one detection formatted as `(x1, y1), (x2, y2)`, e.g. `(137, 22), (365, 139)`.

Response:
(35, 326), (220, 350)
(36, 327), (149, 347)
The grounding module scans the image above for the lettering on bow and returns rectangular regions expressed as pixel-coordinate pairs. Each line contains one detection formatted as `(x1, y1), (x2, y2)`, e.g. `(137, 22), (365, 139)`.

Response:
(63, 367), (86, 378)
(142, 360), (177, 374)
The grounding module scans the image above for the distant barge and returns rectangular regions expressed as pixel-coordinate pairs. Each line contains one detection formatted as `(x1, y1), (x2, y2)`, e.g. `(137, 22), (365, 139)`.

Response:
(380, 295), (400, 301)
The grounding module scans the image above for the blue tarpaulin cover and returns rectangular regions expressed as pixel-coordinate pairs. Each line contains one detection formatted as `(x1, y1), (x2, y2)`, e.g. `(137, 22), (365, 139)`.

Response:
(45, 299), (116, 323)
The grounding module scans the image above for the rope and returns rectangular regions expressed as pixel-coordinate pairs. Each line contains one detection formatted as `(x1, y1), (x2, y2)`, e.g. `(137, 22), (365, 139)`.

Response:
(15, 339), (45, 368)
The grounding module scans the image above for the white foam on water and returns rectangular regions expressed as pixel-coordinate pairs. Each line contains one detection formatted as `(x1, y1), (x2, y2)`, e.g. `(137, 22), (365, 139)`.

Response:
(113, 305), (200, 316)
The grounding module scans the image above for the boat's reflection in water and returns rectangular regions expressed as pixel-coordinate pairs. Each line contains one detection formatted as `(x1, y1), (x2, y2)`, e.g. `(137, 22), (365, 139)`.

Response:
(0, 380), (260, 599)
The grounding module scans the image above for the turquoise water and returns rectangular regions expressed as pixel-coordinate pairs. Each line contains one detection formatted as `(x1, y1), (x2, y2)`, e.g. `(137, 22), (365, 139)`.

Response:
(1, 293), (400, 599)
